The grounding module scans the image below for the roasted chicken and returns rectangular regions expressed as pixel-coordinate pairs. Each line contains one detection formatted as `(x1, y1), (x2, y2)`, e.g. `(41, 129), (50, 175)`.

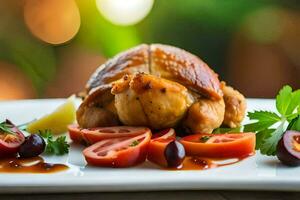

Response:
(111, 73), (194, 129)
(77, 44), (246, 133)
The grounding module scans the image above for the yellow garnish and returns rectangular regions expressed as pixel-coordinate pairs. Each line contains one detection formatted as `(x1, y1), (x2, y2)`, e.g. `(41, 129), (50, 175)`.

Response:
(26, 96), (76, 135)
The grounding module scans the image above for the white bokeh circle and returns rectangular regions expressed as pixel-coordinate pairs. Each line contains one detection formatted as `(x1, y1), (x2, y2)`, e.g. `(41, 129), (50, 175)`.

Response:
(96, 0), (154, 26)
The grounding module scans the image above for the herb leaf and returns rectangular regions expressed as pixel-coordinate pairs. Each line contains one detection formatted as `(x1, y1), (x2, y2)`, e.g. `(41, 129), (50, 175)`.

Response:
(260, 121), (285, 155)
(248, 111), (281, 122)
(39, 130), (69, 155)
(286, 90), (300, 115)
(287, 115), (300, 131)
(276, 85), (292, 116)
(244, 120), (277, 132)
(0, 121), (16, 135)
(244, 111), (281, 132)
(255, 129), (274, 150)
(245, 85), (300, 156)
(45, 136), (69, 155)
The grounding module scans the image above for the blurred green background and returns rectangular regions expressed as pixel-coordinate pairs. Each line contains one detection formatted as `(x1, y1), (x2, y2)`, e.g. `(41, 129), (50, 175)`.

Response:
(0, 0), (299, 100)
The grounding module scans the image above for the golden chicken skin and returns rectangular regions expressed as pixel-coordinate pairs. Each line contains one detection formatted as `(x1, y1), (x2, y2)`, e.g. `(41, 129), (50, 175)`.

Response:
(183, 99), (225, 133)
(77, 84), (119, 128)
(111, 73), (194, 129)
(77, 44), (246, 133)
(221, 82), (247, 128)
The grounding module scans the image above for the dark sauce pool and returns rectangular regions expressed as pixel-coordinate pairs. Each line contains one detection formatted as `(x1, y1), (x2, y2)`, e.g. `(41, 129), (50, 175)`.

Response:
(0, 156), (68, 173)
(168, 154), (253, 170)
(0, 154), (253, 173)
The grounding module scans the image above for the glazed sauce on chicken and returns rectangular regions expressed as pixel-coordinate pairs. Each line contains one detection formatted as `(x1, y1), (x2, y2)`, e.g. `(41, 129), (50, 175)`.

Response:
(0, 156), (68, 173)
(168, 155), (252, 170)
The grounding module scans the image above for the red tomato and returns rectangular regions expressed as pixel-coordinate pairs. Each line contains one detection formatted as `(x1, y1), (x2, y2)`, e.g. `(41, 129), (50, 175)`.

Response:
(147, 128), (176, 167)
(151, 128), (176, 140)
(68, 124), (85, 144)
(83, 129), (151, 167)
(68, 125), (150, 145)
(180, 133), (255, 158)
(0, 120), (25, 158)
(82, 126), (150, 145)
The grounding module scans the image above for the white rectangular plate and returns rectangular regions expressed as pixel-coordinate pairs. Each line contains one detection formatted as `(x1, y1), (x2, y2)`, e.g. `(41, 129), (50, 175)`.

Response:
(0, 98), (299, 193)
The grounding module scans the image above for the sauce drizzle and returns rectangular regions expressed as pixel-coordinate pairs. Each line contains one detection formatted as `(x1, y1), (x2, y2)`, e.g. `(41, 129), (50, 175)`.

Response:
(168, 154), (253, 170)
(0, 156), (68, 173)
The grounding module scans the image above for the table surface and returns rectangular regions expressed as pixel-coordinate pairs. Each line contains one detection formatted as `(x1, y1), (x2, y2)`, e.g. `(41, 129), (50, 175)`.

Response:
(1, 191), (299, 200)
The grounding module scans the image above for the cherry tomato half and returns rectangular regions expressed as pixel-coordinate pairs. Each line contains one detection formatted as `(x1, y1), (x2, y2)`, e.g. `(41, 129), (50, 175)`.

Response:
(68, 124), (85, 144)
(68, 125), (150, 145)
(83, 129), (151, 167)
(82, 126), (150, 145)
(151, 128), (176, 141)
(180, 133), (255, 158)
(0, 120), (25, 158)
(147, 128), (185, 168)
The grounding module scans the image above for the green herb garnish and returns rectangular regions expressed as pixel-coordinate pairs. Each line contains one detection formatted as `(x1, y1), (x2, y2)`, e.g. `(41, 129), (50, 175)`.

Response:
(199, 136), (210, 143)
(244, 85), (300, 156)
(213, 127), (242, 134)
(129, 140), (139, 147)
(287, 115), (300, 131)
(39, 130), (70, 155)
(0, 121), (15, 135)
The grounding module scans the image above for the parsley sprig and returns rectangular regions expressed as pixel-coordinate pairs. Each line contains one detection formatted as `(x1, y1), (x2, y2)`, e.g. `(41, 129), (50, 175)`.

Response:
(244, 85), (300, 156)
(39, 130), (70, 155)
(0, 120), (16, 135)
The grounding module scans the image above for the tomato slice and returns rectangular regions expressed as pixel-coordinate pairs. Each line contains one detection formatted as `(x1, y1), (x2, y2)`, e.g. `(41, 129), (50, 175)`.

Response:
(68, 125), (150, 145)
(83, 129), (151, 167)
(68, 124), (85, 144)
(180, 133), (255, 158)
(151, 128), (176, 141)
(82, 126), (150, 145)
(0, 120), (25, 158)
(147, 128), (176, 167)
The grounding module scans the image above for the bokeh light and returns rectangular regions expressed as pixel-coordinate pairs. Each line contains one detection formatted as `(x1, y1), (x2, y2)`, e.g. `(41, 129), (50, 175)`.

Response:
(0, 61), (36, 100)
(244, 7), (283, 44)
(96, 0), (154, 26)
(24, 0), (81, 44)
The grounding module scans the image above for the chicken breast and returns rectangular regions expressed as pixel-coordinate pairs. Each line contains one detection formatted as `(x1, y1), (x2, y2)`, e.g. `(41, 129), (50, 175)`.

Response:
(221, 82), (246, 128)
(112, 73), (194, 130)
(183, 98), (225, 133)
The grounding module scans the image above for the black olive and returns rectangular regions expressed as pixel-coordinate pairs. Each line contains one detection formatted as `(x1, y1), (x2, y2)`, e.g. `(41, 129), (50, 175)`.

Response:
(19, 134), (46, 158)
(276, 130), (300, 166)
(164, 141), (185, 168)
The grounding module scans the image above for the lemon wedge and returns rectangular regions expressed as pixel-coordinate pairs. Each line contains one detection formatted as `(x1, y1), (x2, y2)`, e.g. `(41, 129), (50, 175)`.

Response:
(27, 96), (76, 135)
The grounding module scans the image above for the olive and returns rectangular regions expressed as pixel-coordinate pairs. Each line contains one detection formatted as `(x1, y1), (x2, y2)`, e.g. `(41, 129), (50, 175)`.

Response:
(164, 141), (185, 168)
(276, 130), (300, 166)
(19, 134), (46, 158)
